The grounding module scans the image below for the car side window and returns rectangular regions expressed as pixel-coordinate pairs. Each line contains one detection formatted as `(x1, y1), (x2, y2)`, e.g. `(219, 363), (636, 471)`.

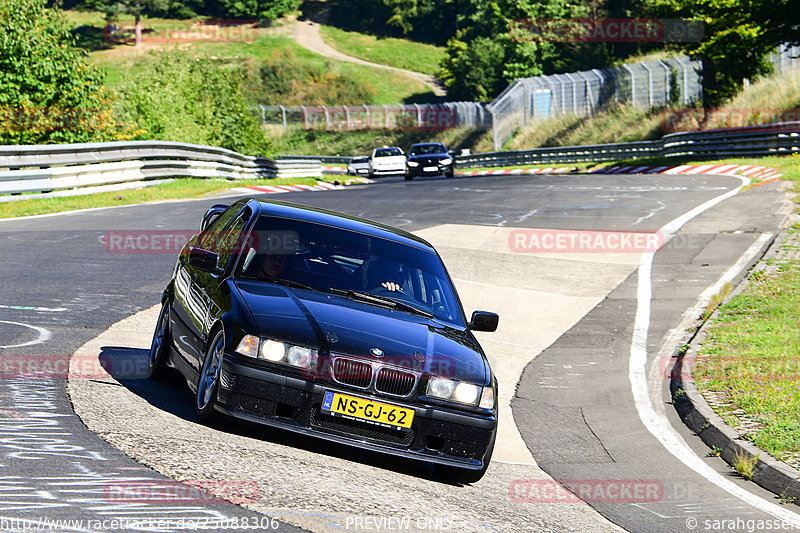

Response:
(198, 205), (240, 250)
(213, 208), (251, 270)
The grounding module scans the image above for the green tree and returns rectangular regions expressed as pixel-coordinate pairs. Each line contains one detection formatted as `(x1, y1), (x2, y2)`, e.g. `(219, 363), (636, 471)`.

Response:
(82, 0), (169, 46)
(439, 0), (589, 101)
(652, 0), (800, 106)
(114, 52), (271, 155)
(210, 0), (301, 23)
(0, 0), (133, 144)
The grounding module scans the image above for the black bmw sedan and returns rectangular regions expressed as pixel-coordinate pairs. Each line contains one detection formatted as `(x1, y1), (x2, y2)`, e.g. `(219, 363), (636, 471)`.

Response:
(149, 198), (499, 483)
(405, 142), (454, 180)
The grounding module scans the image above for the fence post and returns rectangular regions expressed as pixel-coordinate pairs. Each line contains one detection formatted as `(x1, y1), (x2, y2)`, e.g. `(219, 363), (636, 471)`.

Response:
(364, 104), (370, 129)
(658, 60), (671, 104)
(324, 106), (331, 130)
(565, 73), (579, 115)
(591, 69), (605, 110)
(414, 103), (421, 128)
(383, 105), (389, 128)
(488, 105), (499, 151)
(258, 104), (266, 128)
(301, 105), (307, 129)
(622, 64), (636, 107)
(641, 62), (654, 107)
(279, 106), (287, 129)
(578, 71), (593, 114)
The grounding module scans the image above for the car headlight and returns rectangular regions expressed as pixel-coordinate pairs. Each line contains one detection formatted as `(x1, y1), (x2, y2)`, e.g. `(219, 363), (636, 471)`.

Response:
(236, 336), (318, 369)
(260, 339), (285, 362)
(426, 376), (492, 408)
(407, 161), (419, 167)
(439, 158), (453, 166)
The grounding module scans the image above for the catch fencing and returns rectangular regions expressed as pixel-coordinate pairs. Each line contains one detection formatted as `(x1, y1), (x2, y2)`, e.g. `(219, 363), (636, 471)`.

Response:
(255, 103), (490, 131)
(487, 56), (703, 150)
(771, 44), (800, 74)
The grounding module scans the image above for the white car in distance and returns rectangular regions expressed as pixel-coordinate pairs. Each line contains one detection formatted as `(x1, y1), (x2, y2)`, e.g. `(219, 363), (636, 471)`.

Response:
(369, 146), (406, 177)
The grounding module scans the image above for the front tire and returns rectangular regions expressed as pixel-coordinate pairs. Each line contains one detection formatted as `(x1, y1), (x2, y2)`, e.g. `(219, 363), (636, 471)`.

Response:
(196, 328), (224, 423)
(147, 302), (171, 380)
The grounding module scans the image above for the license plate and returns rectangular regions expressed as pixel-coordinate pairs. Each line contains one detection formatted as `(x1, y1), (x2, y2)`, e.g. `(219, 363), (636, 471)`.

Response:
(423, 166), (438, 172)
(322, 391), (414, 429)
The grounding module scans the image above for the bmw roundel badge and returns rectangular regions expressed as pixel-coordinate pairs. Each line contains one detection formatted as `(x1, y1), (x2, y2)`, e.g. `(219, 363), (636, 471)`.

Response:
(370, 348), (384, 357)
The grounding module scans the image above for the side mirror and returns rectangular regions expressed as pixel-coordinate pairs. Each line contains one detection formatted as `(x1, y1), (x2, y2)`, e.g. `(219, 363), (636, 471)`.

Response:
(188, 247), (220, 273)
(202, 204), (229, 231)
(469, 311), (499, 332)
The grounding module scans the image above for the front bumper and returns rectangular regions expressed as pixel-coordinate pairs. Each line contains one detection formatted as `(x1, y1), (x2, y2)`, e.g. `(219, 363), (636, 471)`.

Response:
(406, 161), (453, 177)
(371, 167), (405, 175)
(217, 357), (496, 469)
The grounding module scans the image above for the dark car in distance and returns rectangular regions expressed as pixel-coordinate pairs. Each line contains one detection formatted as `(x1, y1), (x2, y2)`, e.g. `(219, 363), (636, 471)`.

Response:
(148, 198), (499, 483)
(405, 142), (454, 180)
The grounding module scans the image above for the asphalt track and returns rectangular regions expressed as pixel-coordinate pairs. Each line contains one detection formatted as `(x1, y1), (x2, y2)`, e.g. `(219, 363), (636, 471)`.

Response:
(0, 171), (798, 532)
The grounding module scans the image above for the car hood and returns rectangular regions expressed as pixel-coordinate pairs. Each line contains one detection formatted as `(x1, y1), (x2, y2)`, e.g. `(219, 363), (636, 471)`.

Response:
(234, 280), (487, 384)
(373, 156), (405, 165)
(408, 153), (449, 162)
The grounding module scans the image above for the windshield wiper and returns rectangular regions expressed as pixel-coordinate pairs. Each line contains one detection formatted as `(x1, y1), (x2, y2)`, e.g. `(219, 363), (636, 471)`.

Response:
(272, 278), (317, 291)
(329, 289), (433, 318)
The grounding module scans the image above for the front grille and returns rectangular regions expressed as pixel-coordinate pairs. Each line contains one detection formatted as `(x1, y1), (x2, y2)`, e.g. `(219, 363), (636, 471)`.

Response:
(375, 367), (416, 396)
(310, 407), (415, 447)
(333, 358), (372, 388)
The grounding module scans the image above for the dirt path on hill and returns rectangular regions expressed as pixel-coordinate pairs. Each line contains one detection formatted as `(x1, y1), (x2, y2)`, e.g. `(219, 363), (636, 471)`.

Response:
(289, 18), (446, 97)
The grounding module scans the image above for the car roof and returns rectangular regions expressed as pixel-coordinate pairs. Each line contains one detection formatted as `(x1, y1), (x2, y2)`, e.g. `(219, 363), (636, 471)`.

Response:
(410, 143), (445, 148)
(248, 198), (436, 252)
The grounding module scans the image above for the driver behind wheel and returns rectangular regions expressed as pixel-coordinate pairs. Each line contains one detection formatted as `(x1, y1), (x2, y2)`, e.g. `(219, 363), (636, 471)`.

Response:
(363, 258), (404, 292)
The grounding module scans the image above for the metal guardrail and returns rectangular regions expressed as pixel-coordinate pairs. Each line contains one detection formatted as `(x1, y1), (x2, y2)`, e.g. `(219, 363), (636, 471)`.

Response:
(277, 154), (351, 165)
(3, 122), (797, 196)
(455, 122), (800, 168)
(0, 141), (321, 195)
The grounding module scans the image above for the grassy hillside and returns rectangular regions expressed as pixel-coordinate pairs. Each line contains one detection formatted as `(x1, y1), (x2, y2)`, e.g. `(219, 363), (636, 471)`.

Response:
(67, 11), (436, 105)
(272, 126), (488, 157)
(319, 25), (444, 76)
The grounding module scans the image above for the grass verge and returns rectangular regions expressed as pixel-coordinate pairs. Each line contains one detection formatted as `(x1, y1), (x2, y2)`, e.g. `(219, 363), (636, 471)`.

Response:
(693, 250), (800, 466)
(319, 25), (444, 77)
(272, 126), (488, 157)
(0, 176), (339, 219)
(688, 153), (800, 469)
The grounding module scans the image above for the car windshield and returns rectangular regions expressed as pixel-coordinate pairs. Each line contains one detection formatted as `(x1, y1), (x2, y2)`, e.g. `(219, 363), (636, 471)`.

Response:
(236, 215), (465, 326)
(351, 156), (369, 163)
(374, 148), (403, 157)
(409, 144), (446, 156)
